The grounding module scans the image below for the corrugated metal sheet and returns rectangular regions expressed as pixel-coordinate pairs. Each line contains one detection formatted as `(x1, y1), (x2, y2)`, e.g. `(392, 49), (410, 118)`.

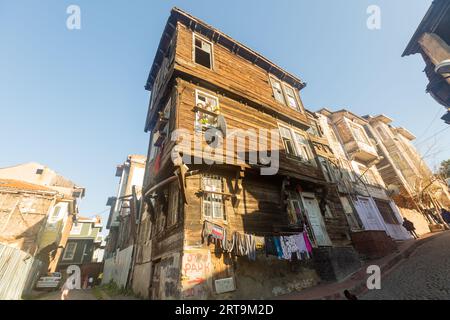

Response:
(102, 245), (133, 288)
(0, 243), (43, 299)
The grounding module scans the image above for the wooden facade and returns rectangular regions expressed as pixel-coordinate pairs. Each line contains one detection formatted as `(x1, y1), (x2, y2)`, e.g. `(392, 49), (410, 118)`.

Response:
(131, 8), (362, 300)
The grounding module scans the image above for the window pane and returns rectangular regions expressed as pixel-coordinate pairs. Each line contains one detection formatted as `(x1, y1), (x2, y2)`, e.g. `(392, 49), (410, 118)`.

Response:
(283, 85), (298, 109)
(271, 79), (285, 104)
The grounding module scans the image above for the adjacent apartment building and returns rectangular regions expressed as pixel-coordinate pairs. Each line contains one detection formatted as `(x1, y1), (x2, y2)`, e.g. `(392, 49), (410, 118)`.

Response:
(58, 216), (104, 288)
(103, 154), (146, 288)
(364, 114), (450, 232)
(132, 7), (362, 300)
(0, 162), (84, 299)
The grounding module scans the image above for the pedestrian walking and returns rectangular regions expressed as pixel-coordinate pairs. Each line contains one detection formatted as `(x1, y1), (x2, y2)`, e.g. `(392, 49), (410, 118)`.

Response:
(60, 277), (75, 300)
(88, 275), (94, 289)
(402, 218), (419, 239)
(343, 289), (358, 300)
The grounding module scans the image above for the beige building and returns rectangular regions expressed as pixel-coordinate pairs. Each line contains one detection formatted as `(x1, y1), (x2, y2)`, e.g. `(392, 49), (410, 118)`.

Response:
(317, 109), (410, 244)
(364, 115), (450, 233)
(103, 155), (146, 290)
(0, 162), (84, 270)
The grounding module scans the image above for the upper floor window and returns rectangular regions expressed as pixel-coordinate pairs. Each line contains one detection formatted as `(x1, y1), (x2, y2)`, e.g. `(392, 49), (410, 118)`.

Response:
(279, 124), (314, 163)
(270, 77), (286, 105)
(195, 90), (220, 131)
(283, 84), (299, 110)
(63, 242), (77, 260)
(350, 123), (370, 145)
(279, 126), (297, 156)
(194, 35), (213, 69)
(318, 157), (335, 182)
(202, 175), (225, 220)
(70, 223), (82, 235)
(270, 76), (302, 111)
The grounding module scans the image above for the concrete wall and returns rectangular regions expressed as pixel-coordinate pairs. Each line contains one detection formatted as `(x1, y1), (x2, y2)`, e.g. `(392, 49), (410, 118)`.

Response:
(398, 208), (431, 236)
(102, 245), (134, 288)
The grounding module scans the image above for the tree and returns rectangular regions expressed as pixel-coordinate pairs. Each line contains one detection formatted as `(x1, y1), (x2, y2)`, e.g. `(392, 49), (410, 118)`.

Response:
(438, 159), (450, 179)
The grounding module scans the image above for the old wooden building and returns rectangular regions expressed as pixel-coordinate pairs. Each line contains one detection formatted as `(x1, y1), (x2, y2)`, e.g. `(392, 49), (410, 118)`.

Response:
(402, 0), (450, 122)
(131, 8), (361, 300)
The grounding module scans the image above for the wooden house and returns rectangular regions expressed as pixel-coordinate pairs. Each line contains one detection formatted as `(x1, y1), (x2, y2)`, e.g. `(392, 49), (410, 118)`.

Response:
(132, 7), (361, 300)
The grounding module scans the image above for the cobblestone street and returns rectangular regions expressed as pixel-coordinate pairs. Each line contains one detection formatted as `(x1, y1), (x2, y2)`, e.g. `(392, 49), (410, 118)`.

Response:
(362, 232), (450, 300)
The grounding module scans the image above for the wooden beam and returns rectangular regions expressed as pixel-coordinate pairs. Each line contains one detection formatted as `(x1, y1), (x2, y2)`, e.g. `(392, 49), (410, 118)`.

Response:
(419, 32), (450, 85)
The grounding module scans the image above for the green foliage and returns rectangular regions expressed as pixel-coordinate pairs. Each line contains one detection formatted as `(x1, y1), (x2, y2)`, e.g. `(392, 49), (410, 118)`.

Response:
(438, 159), (450, 178)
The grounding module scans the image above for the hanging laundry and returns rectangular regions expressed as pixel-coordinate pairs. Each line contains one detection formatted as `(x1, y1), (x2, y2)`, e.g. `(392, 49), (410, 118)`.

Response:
(273, 237), (283, 259)
(280, 236), (300, 260)
(233, 232), (247, 256)
(254, 236), (265, 251)
(303, 230), (313, 254)
(264, 236), (277, 257)
(292, 233), (310, 259)
(202, 220), (224, 245)
(245, 234), (256, 261)
(221, 228), (235, 253)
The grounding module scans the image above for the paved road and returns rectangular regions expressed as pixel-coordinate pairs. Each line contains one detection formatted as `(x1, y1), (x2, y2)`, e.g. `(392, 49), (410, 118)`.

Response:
(37, 289), (98, 300)
(362, 232), (450, 300)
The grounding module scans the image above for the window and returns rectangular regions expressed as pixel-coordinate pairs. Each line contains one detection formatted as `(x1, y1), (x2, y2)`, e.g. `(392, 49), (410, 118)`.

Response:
(194, 35), (213, 69)
(50, 206), (61, 221)
(149, 131), (160, 162)
(279, 125), (314, 163)
(279, 126), (297, 156)
(351, 123), (370, 144)
(292, 132), (313, 161)
(283, 84), (299, 110)
(307, 122), (322, 137)
(195, 90), (219, 131)
(202, 175), (224, 220)
(70, 223), (82, 235)
(287, 199), (302, 225)
(376, 125), (391, 141)
(62, 242), (77, 260)
(318, 157), (334, 182)
(374, 199), (399, 225)
(168, 182), (179, 226)
(270, 77), (286, 104)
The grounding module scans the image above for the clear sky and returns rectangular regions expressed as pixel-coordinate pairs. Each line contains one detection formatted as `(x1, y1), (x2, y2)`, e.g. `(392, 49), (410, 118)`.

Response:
(1, 0), (448, 229)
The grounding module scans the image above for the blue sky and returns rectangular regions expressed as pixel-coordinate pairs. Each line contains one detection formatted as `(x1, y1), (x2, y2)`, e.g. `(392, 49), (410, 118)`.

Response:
(1, 0), (448, 227)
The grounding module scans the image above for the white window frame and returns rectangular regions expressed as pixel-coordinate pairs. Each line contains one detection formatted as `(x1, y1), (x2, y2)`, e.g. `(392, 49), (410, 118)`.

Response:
(350, 122), (370, 145)
(149, 130), (160, 162)
(193, 34), (214, 70)
(292, 130), (314, 162)
(70, 223), (82, 235)
(62, 242), (77, 261)
(202, 175), (225, 221)
(318, 157), (334, 182)
(195, 89), (220, 131)
(269, 76), (286, 105)
(278, 124), (314, 164)
(282, 83), (301, 111)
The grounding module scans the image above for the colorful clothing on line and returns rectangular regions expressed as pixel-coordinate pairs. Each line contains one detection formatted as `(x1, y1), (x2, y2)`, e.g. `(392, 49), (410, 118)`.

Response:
(264, 236), (277, 256)
(273, 237), (283, 259)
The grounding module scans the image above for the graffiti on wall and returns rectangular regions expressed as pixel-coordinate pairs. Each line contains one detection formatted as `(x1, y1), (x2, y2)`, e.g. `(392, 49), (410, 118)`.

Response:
(181, 249), (212, 299)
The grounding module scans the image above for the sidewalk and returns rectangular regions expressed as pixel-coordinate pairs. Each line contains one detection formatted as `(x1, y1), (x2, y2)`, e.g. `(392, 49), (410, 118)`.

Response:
(276, 231), (449, 300)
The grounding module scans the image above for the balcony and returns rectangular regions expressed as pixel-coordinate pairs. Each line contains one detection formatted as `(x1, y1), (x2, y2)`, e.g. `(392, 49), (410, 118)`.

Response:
(344, 140), (378, 163)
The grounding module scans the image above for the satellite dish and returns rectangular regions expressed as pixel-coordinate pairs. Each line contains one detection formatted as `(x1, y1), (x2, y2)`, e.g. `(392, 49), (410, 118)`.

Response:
(435, 59), (450, 75)
(387, 184), (400, 196)
(217, 114), (227, 137)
